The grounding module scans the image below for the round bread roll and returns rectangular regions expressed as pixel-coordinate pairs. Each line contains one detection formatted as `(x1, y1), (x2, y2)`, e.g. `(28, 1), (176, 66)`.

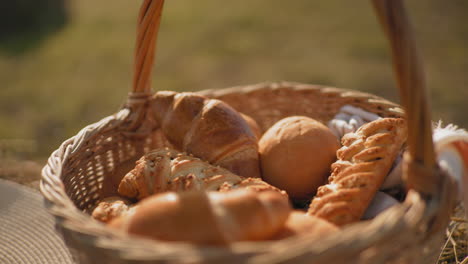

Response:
(272, 211), (339, 240)
(259, 116), (340, 200)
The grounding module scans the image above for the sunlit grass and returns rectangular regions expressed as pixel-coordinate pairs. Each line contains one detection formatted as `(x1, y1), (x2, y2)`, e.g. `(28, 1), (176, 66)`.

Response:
(0, 0), (466, 156)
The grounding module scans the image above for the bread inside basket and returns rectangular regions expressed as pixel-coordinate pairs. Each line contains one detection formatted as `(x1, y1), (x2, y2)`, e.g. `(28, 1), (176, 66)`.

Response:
(40, 0), (458, 263)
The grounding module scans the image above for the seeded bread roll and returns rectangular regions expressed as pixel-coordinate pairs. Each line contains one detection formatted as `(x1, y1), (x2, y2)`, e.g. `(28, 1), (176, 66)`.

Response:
(259, 116), (340, 200)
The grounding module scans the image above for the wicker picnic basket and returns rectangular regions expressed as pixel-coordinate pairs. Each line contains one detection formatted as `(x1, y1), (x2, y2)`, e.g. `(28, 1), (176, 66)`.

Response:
(40, 0), (458, 263)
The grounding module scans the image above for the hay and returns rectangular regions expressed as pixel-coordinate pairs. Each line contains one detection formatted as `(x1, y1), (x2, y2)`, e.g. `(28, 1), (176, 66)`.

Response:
(438, 204), (467, 264)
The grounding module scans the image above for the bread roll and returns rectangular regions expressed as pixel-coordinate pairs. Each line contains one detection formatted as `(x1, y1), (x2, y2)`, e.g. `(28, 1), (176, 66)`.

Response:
(109, 189), (291, 245)
(151, 91), (260, 178)
(259, 116), (340, 200)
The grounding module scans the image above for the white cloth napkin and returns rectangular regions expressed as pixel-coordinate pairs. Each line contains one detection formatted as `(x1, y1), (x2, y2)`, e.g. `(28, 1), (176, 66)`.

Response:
(328, 105), (381, 139)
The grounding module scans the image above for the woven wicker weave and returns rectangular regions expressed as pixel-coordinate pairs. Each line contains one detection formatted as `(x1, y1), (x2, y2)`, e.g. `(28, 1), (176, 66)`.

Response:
(41, 0), (457, 263)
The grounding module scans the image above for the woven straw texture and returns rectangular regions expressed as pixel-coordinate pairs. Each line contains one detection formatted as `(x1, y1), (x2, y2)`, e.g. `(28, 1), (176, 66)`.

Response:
(40, 0), (458, 263)
(0, 179), (73, 264)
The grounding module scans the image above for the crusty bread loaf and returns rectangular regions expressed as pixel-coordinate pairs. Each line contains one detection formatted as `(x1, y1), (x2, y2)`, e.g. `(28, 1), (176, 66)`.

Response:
(151, 91), (260, 178)
(109, 189), (291, 244)
(259, 116), (340, 200)
(308, 118), (407, 226)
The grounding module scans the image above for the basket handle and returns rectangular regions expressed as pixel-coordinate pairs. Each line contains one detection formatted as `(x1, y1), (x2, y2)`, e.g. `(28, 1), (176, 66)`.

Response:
(132, 0), (165, 94)
(371, 0), (439, 195)
(132, 0), (440, 195)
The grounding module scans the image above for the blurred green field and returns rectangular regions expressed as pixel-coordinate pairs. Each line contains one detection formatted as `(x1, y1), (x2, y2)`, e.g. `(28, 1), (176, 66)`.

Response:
(0, 0), (467, 157)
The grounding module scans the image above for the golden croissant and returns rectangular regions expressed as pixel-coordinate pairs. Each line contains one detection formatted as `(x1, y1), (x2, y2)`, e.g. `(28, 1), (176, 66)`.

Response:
(150, 91), (261, 178)
(118, 148), (281, 200)
(308, 118), (407, 226)
(109, 189), (291, 244)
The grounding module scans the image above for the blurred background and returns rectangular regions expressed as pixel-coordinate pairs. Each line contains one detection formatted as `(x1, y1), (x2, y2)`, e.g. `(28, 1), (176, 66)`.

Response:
(0, 0), (467, 163)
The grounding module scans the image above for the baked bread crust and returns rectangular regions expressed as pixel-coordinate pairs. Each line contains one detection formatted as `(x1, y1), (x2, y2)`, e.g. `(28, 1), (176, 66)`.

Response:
(109, 190), (291, 244)
(118, 148), (282, 200)
(151, 91), (261, 178)
(118, 148), (243, 200)
(91, 196), (132, 223)
(308, 118), (407, 226)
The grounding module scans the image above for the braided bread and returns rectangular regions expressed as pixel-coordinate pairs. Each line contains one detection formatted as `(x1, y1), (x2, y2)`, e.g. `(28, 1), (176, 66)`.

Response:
(308, 118), (407, 226)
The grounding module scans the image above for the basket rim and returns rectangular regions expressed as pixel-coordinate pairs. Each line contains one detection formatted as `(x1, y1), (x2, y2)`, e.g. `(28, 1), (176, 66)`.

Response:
(40, 81), (451, 262)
